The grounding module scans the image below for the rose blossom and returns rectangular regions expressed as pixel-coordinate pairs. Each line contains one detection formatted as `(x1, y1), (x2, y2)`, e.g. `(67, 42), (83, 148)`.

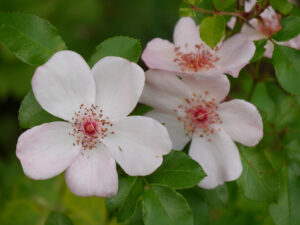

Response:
(142, 17), (256, 78)
(228, 0), (300, 58)
(140, 70), (263, 188)
(16, 51), (172, 197)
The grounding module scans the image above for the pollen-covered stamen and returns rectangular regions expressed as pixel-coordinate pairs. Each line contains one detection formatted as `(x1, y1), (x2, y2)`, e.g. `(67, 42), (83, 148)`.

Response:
(174, 92), (222, 141)
(173, 44), (220, 72)
(69, 104), (113, 150)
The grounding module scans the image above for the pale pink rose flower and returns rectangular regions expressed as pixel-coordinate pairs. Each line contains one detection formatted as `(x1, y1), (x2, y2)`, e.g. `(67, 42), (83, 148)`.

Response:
(16, 51), (172, 197)
(140, 70), (263, 189)
(228, 0), (300, 58)
(142, 17), (256, 78)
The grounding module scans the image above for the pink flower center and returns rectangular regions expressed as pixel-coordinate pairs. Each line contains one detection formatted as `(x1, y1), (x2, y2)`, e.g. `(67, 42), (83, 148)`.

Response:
(174, 92), (222, 141)
(257, 15), (281, 36)
(173, 44), (220, 72)
(69, 104), (114, 150)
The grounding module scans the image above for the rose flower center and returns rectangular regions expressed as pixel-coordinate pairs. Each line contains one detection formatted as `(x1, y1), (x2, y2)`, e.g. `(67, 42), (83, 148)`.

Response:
(69, 104), (114, 150)
(173, 44), (220, 72)
(174, 92), (222, 141)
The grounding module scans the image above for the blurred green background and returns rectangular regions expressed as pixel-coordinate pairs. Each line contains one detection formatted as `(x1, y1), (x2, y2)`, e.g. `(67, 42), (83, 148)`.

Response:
(1, 0), (299, 225)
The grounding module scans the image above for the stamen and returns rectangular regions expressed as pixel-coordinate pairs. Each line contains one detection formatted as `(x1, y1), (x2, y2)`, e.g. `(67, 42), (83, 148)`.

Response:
(174, 44), (219, 72)
(69, 104), (114, 150)
(175, 92), (222, 140)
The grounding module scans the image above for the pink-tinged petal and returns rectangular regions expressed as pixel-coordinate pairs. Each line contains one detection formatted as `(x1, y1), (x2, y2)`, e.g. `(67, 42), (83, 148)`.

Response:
(145, 110), (190, 150)
(264, 40), (274, 58)
(284, 35), (300, 50)
(16, 122), (81, 180)
(245, 0), (256, 12)
(181, 74), (230, 103)
(218, 99), (263, 147)
(140, 70), (190, 114)
(173, 17), (202, 51)
(103, 116), (172, 176)
(32, 51), (96, 121)
(92, 56), (144, 120)
(227, 17), (236, 29)
(189, 128), (242, 189)
(141, 38), (181, 72)
(65, 144), (118, 197)
(217, 34), (256, 77)
(241, 24), (266, 41)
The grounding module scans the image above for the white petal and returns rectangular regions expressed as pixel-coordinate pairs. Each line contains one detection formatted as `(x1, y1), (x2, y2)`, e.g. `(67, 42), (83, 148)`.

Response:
(16, 122), (81, 180)
(241, 24), (266, 41)
(92, 56), (145, 120)
(103, 116), (172, 176)
(32, 50), (96, 121)
(181, 74), (230, 103)
(227, 17), (236, 30)
(173, 17), (202, 51)
(141, 38), (182, 72)
(189, 129), (242, 189)
(145, 110), (190, 150)
(264, 40), (274, 58)
(65, 144), (118, 197)
(140, 70), (190, 114)
(245, 0), (256, 12)
(217, 34), (256, 77)
(218, 99), (263, 147)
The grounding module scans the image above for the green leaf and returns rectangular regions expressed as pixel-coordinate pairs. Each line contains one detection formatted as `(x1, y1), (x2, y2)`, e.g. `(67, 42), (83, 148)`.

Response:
(147, 151), (206, 189)
(142, 185), (193, 225)
(269, 165), (300, 225)
(18, 90), (61, 129)
(0, 12), (66, 65)
(106, 176), (144, 222)
(89, 36), (142, 66)
(200, 15), (225, 49)
(213, 0), (235, 11)
(45, 212), (73, 225)
(237, 146), (279, 202)
(270, 0), (293, 15)
(179, 187), (210, 225)
(122, 202), (144, 225)
(272, 44), (300, 95)
(272, 16), (300, 41)
(250, 39), (267, 63)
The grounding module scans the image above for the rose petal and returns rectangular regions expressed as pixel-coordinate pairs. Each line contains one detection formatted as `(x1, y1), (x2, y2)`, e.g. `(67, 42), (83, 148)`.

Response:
(145, 110), (190, 150)
(173, 17), (202, 51)
(189, 128), (242, 189)
(141, 38), (181, 72)
(217, 34), (256, 77)
(218, 99), (263, 146)
(103, 116), (172, 176)
(241, 24), (266, 41)
(140, 70), (190, 114)
(92, 56), (145, 120)
(65, 144), (118, 197)
(181, 74), (230, 103)
(32, 50), (96, 121)
(16, 122), (81, 180)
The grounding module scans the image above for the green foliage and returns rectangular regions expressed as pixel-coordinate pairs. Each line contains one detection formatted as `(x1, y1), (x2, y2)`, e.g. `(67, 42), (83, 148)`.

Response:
(270, 0), (293, 15)
(272, 44), (300, 95)
(238, 147), (279, 202)
(45, 212), (74, 225)
(0, 12), (66, 65)
(106, 176), (144, 222)
(250, 39), (267, 63)
(89, 36), (142, 67)
(142, 185), (193, 225)
(147, 151), (206, 189)
(272, 16), (300, 42)
(199, 15), (225, 49)
(18, 90), (61, 129)
(269, 165), (300, 225)
(212, 0), (235, 11)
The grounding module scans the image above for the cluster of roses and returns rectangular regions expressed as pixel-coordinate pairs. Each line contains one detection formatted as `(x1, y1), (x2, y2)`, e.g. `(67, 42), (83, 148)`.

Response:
(17, 2), (298, 197)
